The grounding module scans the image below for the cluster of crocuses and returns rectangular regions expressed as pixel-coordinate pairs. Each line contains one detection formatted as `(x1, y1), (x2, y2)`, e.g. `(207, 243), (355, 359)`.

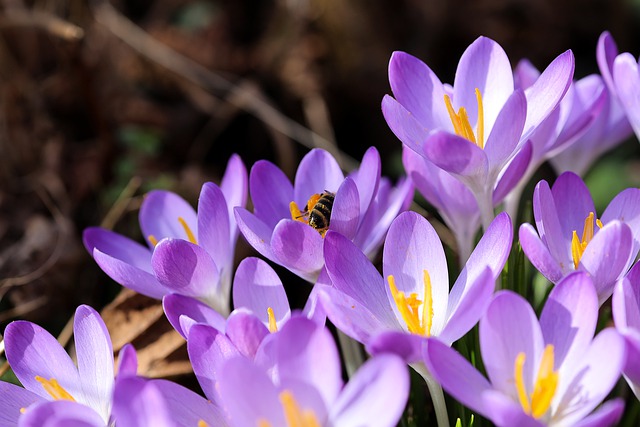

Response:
(2, 30), (640, 427)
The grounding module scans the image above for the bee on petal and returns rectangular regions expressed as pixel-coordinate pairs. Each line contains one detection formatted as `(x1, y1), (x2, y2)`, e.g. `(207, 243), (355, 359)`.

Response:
(290, 191), (335, 237)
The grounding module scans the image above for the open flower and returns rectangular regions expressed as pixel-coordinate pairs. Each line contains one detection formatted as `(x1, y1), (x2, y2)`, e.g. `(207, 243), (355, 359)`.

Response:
(1, 305), (128, 425)
(612, 262), (640, 400)
(84, 155), (247, 315)
(424, 272), (625, 427)
(234, 147), (412, 283)
(383, 36), (574, 229)
(319, 210), (512, 364)
(214, 316), (409, 427)
(519, 171), (640, 304)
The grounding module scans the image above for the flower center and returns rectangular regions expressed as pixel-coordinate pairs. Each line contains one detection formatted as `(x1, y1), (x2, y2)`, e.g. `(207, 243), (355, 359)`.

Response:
(289, 192), (334, 237)
(35, 376), (76, 401)
(148, 216), (198, 247)
(444, 88), (485, 149)
(257, 390), (321, 427)
(387, 270), (434, 336)
(267, 307), (278, 333)
(514, 344), (558, 419)
(571, 212), (603, 269)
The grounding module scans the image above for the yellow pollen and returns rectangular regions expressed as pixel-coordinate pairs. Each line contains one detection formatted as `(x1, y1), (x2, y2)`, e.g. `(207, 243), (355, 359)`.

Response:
(388, 271), (433, 336)
(267, 307), (278, 333)
(571, 212), (603, 269)
(443, 88), (485, 149)
(257, 420), (271, 427)
(20, 408), (26, 414)
(198, 421), (210, 427)
(290, 201), (307, 224)
(279, 390), (321, 427)
(148, 235), (159, 247)
(178, 217), (198, 244)
(35, 376), (76, 401)
(514, 345), (559, 419)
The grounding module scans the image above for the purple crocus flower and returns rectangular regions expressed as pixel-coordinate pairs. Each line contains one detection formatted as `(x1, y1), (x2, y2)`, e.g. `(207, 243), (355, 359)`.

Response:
(84, 155), (247, 315)
(383, 36), (574, 229)
(519, 171), (640, 305)
(424, 272), (625, 427)
(612, 262), (640, 400)
(213, 316), (409, 427)
(551, 31), (634, 176)
(319, 210), (512, 364)
(1, 305), (128, 425)
(234, 147), (413, 283)
(609, 34), (640, 145)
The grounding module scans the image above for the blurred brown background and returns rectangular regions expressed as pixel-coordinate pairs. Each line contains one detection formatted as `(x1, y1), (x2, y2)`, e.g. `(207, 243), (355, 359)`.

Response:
(1, 0), (639, 331)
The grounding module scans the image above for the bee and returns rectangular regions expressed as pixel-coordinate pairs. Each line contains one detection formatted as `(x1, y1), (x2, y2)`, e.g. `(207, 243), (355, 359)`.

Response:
(300, 190), (335, 236)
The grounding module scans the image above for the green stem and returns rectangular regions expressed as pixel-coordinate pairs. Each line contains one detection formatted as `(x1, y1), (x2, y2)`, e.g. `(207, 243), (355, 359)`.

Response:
(337, 330), (364, 377)
(412, 362), (449, 427)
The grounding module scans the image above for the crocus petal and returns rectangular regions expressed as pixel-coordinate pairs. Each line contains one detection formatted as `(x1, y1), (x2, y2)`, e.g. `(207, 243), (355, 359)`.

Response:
(324, 232), (400, 329)
(519, 223), (564, 283)
(480, 291), (543, 396)
(330, 355), (409, 427)
(484, 89), (527, 174)
(514, 58), (541, 90)
(596, 31), (618, 92)
(382, 211), (449, 335)
(573, 398), (624, 427)
(139, 190), (197, 246)
(439, 267), (494, 345)
(151, 238), (221, 305)
(221, 154), (248, 241)
(550, 172), (596, 238)
(454, 36), (514, 132)
(554, 328), (624, 426)
(112, 377), (173, 427)
(523, 50), (574, 139)
(226, 310), (270, 359)
(74, 305), (114, 422)
(271, 219), (324, 282)
(388, 51), (449, 129)
(234, 208), (275, 260)
(602, 188), (640, 250)
(92, 248), (167, 299)
(187, 324), (241, 403)
(579, 221), (633, 304)
(492, 140), (532, 204)
(19, 401), (105, 427)
(249, 160), (293, 229)
(197, 183), (230, 271)
(4, 321), (82, 402)
(366, 331), (425, 363)
(423, 130), (487, 180)
(613, 53), (640, 138)
(423, 338), (493, 420)
(381, 95), (432, 154)
(162, 294), (226, 339)
(612, 274), (640, 330)
(533, 180), (571, 275)
(0, 382), (44, 427)
(294, 149), (343, 206)
(83, 228), (152, 273)
(621, 332), (640, 388)
(116, 344), (138, 378)
(152, 379), (228, 427)
(329, 177), (360, 240)
(539, 273), (598, 371)
(350, 146), (381, 216)
(481, 391), (544, 427)
(232, 257), (290, 328)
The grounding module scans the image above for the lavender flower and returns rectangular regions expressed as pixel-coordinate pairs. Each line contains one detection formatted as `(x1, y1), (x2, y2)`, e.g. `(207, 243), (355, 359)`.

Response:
(234, 147), (413, 283)
(383, 36), (574, 229)
(424, 273), (625, 427)
(84, 155), (247, 315)
(519, 171), (640, 304)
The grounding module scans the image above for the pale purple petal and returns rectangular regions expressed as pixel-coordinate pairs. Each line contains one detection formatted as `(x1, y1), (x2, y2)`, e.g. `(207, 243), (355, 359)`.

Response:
(482, 391), (544, 427)
(250, 160), (293, 229)
(162, 294), (226, 339)
(294, 149), (343, 206)
(533, 179), (571, 275)
(514, 59), (540, 90)
(4, 321), (82, 401)
(388, 51), (449, 129)
(551, 172), (596, 238)
(574, 399), (624, 427)
(232, 257), (290, 328)
(116, 344), (138, 378)
(602, 188), (640, 251)
(151, 238), (221, 303)
(382, 95), (432, 154)
(74, 305), (114, 421)
(350, 147), (381, 215)
(366, 331), (425, 363)
(613, 53), (640, 138)
(226, 310), (270, 359)
(83, 228), (152, 273)
(612, 273), (640, 330)
(329, 177), (360, 240)
(621, 332), (640, 388)
(484, 90), (527, 171)
(540, 273), (598, 372)
(423, 338), (494, 420)
(271, 219), (324, 281)
(234, 208), (275, 260)
(382, 211), (449, 335)
(139, 190), (197, 246)
(423, 130), (488, 180)
(597, 31), (618, 92)
(112, 377), (173, 427)
(153, 379), (228, 427)
(519, 223), (564, 283)
(197, 182), (230, 270)
(220, 154), (248, 241)
(330, 355), (409, 427)
(480, 291), (543, 397)
(19, 401), (105, 427)
(0, 382), (44, 427)
(454, 36), (514, 132)
(493, 140), (532, 204)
